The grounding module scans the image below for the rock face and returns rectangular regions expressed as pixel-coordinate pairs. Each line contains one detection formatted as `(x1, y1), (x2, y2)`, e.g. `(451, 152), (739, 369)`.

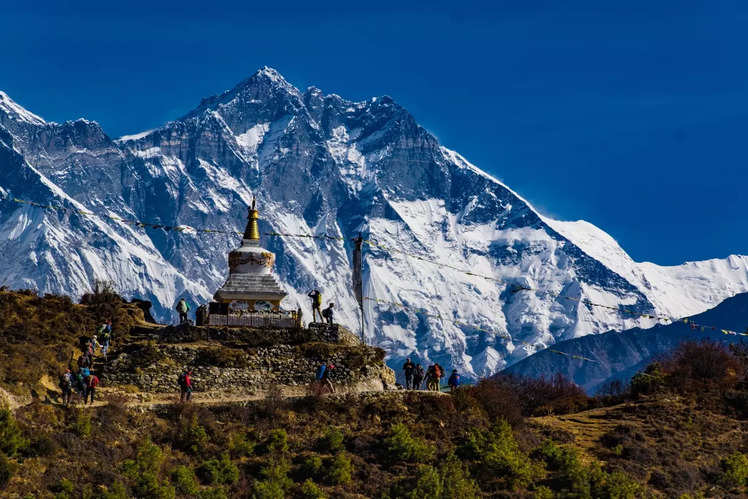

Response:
(104, 324), (394, 393)
(1, 72), (748, 380)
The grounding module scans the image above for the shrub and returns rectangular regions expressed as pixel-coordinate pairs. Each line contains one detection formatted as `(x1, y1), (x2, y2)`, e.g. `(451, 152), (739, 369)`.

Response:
(122, 439), (175, 499)
(456, 379), (523, 426)
(493, 374), (589, 416)
(301, 454), (324, 480)
(384, 423), (435, 463)
(0, 409), (28, 456)
(325, 452), (352, 485)
(228, 431), (255, 458)
(630, 363), (665, 396)
(265, 428), (289, 455)
(408, 465), (442, 497)
(663, 341), (741, 392)
(198, 487), (229, 499)
(721, 452), (748, 488)
(99, 481), (129, 499)
(0, 452), (15, 489)
(254, 458), (292, 498)
(27, 433), (58, 457)
(299, 479), (327, 499)
(171, 465), (199, 495)
(179, 414), (209, 456)
(197, 453), (239, 486)
(71, 411), (91, 438)
(439, 454), (480, 498)
(318, 427), (344, 453)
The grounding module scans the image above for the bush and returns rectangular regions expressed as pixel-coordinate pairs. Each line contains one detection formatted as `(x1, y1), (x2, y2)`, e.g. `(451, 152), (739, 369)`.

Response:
(630, 363), (665, 396)
(197, 453), (239, 486)
(536, 440), (643, 497)
(122, 439), (175, 499)
(264, 428), (289, 455)
(27, 433), (58, 457)
(71, 411), (91, 438)
(318, 427), (344, 453)
(228, 431), (255, 458)
(254, 458), (292, 498)
(461, 420), (536, 489)
(301, 454), (324, 480)
(439, 454), (480, 498)
(0, 409), (28, 456)
(299, 479), (327, 499)
(171, 465), (199, 495)
(664, 341), (741, 392)
(721, 452), (748, 488)
(179, 414), (209, 456)
(492, 374), (589, 416)
(0, 452), (17, 489)
(325, 452), (352, 485)
(456, 379), (523, 426)
(384, 423), (435, 463)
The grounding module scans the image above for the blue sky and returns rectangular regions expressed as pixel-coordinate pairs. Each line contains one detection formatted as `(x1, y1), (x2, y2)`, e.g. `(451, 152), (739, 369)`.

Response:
(1, 0), (746, 265)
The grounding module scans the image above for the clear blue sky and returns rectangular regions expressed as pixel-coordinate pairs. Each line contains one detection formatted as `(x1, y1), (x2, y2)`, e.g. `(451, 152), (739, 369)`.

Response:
(1, 0), (746, 265)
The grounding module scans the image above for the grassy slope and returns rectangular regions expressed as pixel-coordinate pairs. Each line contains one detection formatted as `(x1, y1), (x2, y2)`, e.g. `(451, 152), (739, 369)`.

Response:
(0, 291), (746, 498)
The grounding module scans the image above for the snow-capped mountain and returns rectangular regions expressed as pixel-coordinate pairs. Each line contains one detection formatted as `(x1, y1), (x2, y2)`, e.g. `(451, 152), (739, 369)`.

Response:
(1, 69), (747, 379)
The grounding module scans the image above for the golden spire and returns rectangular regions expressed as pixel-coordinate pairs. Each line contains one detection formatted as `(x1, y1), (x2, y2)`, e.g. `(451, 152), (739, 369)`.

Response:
(244, 197), (260, 240)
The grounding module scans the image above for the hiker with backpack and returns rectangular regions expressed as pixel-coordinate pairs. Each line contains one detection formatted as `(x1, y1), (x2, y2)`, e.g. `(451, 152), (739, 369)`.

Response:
(308, 290), (323, 323)
(413, 364), (425, 390)
(425, 365), (437, 391)
(448, 369), (460, 392)
(434, 363), (444, 391)
(402, 358), (415, 389)
(179, 369), (193, 402)
(176, 298), (190, 325)
(98, 319), (112, 356)
(59, 368), (74, 406)
(322, 303), (335, 325)
(315, 363), (335, 394)
(75, 371), (87, 401)
(85, 372), (100, 404)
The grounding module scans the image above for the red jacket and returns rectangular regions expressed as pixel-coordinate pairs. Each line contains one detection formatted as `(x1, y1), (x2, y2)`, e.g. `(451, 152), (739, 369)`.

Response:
(87, 375), (99, 388)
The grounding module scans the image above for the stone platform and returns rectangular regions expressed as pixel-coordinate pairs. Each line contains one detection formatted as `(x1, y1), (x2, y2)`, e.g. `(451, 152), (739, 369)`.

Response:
(103, 324), (393, 394)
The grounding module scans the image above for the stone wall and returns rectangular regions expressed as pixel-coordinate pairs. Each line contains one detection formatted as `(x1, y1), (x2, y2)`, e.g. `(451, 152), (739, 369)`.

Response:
(104, 326), (392, 393)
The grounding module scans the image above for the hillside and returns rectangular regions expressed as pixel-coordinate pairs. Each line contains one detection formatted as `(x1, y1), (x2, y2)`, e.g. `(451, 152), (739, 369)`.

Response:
(2, 69), (748, 381)
(1, 291), (747, 497)
(503, 292), (748, 393)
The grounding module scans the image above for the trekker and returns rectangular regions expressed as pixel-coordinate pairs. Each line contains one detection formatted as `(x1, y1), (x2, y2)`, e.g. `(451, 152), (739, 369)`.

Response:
(425, 365), (437, 391)
(308, 290), (322, 322)
(85, 372), (100, 404)
(434, 363), (444, 391)
(98, 319), (112, 356)
(59, 368), (73, 406)
(402, 358), (415, 389)
(321, 303), (335, 325)
(413, 364), (424, 390)
(176, 298), (190, 325)
(315, 363), (335, 394)
(448, 369), (460, 392)
(75, 371), (87, 400)
(179, 369), (193, 402)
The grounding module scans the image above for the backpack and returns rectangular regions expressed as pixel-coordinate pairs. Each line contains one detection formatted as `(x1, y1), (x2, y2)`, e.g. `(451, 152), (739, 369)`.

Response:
(178, 373), (187, 388)
(313, 292), (322, 306)
(315, 364), (326, 381)
(59, 373), (71, 390)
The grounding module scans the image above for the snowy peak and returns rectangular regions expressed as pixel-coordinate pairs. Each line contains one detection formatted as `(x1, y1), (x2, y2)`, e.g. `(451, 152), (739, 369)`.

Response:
(0, 91), (45, 125)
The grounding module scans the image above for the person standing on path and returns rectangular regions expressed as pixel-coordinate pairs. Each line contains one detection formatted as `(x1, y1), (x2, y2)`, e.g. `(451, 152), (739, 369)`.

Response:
(179, 369), (193, 402)
(85, 372), (100, 404)
(322, 303), (335, 325)
(308, 290), (322, 322)
(413, 364), (424, 390)
(176, 298), (190, 325)
(402, 358), (415, 389)
(98, 319), (112, 357)
(59, 368), (74, 406)
(448, 369), (460, 392)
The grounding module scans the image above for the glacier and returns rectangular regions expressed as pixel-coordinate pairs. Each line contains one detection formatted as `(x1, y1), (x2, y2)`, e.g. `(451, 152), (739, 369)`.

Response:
(1, 67), (747, 379)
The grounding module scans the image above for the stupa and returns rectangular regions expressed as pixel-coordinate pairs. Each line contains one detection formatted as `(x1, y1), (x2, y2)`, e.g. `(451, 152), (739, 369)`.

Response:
(199, 199), (298, 328)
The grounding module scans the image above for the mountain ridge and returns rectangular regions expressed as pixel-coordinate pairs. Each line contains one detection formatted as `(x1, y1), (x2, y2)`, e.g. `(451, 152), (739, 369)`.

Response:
(1, 67), (747, 379)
